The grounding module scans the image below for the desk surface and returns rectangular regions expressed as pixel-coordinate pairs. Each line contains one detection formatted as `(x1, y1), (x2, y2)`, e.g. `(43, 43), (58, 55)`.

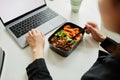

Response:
(0, 0), (101, 80)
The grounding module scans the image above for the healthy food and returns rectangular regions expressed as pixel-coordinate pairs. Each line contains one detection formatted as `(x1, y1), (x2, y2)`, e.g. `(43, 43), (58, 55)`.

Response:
(50, 25), (83, 51)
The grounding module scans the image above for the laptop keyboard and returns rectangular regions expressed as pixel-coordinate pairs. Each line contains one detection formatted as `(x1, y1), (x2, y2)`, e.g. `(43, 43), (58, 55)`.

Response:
(9, 8), (58, 38)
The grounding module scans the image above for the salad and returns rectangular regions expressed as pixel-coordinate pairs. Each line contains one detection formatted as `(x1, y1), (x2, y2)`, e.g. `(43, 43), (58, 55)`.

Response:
(50, 25), (83, 51)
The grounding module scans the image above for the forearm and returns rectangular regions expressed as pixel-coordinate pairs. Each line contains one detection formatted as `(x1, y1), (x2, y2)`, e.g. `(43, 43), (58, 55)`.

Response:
(26, 58), (53, 80)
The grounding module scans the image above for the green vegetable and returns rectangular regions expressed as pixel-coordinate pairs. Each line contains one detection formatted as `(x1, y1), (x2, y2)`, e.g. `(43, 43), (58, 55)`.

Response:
(55, 30), (66, 37)
(66, 36), (72, 42)
(70, 40), (76, 44)
(55, 30), (76, 44)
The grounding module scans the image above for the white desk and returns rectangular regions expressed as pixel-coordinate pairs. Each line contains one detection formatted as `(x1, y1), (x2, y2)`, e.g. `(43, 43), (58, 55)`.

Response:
(0, 0), (101, 80)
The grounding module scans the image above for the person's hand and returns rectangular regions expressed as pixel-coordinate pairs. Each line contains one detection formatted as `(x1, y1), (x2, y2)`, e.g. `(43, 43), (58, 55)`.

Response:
(26, 29), (45, 60)
(85, 22), (106, 42)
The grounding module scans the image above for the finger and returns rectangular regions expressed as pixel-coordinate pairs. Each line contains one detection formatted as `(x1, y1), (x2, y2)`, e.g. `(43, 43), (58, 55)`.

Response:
(35, 29), (38, 33)
(36, 30), (42, 37)
(86, 30), (91, 34)
(36, 29), (40, 34)
(26, 33), (34, 40)
(87, 22), (97, 28)
(87, 23), (99, 32)
(85, 26), (89, 33)
(41, 32), (44, 37)
(26, 35), (28, 40)
(26, 34), (29, 38)
(41, 32), (45, 41)
(89, 26), (97, 32)
(85, 25), (91, 34)
(85, 24), (88, 28)
(39, 31), (44, 38)
(31, 29), (37, 35)
(88, 26), (99, 36)
(28, 31), (33, 37)
(36, 30), (44, 37)
(26, 35), (30, 43)
(87, 22), (97, 26)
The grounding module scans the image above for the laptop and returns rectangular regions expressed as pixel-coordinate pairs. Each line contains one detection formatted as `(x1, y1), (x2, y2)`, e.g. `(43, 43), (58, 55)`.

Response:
(0, 0), (66, 48)
(0, 48), (5, 78)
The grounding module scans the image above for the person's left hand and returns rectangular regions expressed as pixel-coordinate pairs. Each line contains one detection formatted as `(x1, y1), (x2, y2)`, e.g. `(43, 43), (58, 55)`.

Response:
(85, 22), (106, 42)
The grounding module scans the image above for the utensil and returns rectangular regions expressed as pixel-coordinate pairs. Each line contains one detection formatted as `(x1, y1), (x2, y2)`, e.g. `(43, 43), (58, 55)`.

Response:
(72, 27), (86, 39)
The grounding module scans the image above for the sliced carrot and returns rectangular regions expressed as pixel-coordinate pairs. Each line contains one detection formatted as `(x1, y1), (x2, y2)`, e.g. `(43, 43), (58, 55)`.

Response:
(64, 25), (71, 30)
(75, 33), (82, 41)
(63, 25), (82, 40)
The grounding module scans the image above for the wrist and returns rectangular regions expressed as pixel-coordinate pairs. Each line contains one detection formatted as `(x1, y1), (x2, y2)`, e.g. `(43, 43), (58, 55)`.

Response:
(33, 53), (44, 61)
(32, 48), (44, 60)
(100, 35), (106, 42)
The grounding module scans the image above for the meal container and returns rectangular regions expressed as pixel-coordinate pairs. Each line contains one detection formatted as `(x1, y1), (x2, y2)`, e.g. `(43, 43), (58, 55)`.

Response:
(48, 22), (85, 57)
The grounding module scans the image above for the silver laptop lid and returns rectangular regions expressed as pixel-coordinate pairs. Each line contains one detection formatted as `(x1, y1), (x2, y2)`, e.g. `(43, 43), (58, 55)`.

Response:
(0, 0), (46, 26)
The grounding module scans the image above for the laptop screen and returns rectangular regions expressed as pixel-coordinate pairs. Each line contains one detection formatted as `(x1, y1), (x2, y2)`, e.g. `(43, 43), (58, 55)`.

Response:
(0, 0), (45, 24)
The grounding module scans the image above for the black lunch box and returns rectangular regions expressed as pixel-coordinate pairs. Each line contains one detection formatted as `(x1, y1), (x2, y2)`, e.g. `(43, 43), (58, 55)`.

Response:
(48, 22), (85, 57)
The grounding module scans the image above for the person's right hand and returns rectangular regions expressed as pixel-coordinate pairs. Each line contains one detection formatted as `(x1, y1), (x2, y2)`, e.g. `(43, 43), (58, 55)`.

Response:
(85, 22), (106, 42)
(26, 29), (45, 60)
